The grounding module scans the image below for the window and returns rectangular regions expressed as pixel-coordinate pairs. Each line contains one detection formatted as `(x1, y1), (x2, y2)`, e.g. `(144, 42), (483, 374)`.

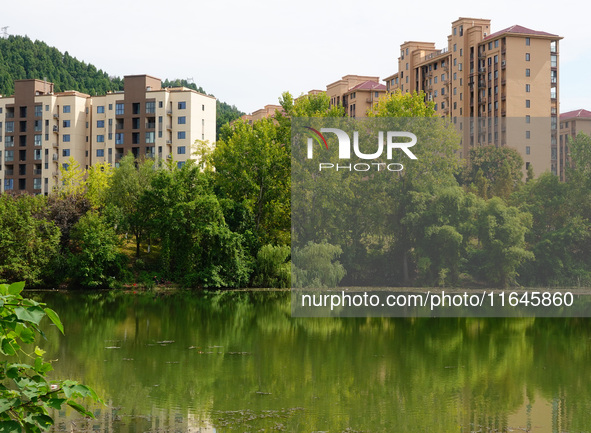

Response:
(525, 53), (530, 61)
(526, 131), (531, 139)
(97, 120), (105, 128)
(62, 163), (69, 170)
(526, 100), (530, 108)
(526, 68), (530, 77)
(5, 150), (14, 162)
(458, 63), (462, 71)
(97, 106), (105, 113)
(434, 77), (438, 84)
(4, 179), (13, 191)
(6, 122), (14, 133)
(494, 40), (499, 48)
(178, 116), (186, 124)
(146, 101), (155, 114)
(551, 55), (557, 68)
(63, 105), (71, 113)
(460, 48), (463, 56)
(97, 135), (105, 143)
(62, 149), (70, 157)
(177, 131), (186, 139)
(488, 42), (492, 50)
(115, 133), (124, 145)
(158, 101), (163, 108)
(109, 104), (113, 111)
(34, 120), (42, 132)
(35, 105), (42, 117)
(177, 146), (186, 154)
(97, 149), (105, 157)
(178, 101), (186, 110)
(526, 84), (530, 92)
(146, 131), (155, 143)
(63, 120), (70, 128)
(202, 104), (205, 111)
(63, 134), (71, 142)
(34, 135), (42, 146)
(116, 103), (124, 115)
(525, 37), (530, 46)
(34, 149), (41, 160)
(494, 55), (498, 64)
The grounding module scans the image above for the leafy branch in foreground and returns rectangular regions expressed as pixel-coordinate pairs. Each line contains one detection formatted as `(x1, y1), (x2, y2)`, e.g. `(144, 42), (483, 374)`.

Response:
(0, 282), (102, 432)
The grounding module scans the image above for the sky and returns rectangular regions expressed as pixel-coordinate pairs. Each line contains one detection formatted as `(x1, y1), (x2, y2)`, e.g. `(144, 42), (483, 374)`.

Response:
(2, 0), (590, 115)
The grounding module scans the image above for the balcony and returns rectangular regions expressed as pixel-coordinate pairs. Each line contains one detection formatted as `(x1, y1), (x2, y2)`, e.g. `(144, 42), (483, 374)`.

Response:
(33, 168), (42, 175)
(5, 169), (14, 175)
(166, 124), (172, 131)
(146, 122), (156, 129)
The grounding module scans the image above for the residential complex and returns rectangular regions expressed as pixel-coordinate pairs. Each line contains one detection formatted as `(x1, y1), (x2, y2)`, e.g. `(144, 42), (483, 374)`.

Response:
(384, 18), (562, 175)
(327, 75), (386, 117)
(0, 75), (216, 194)
(558, 109), (591, 181)
(239, 104), (284, 125)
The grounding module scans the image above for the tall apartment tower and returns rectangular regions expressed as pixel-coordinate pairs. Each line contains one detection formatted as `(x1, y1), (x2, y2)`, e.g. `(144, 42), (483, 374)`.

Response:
(0, 75), (216, 195)
(384, 18), (562, 175)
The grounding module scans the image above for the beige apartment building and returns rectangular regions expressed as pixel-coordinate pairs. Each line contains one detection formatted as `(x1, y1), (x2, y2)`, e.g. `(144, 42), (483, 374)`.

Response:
(0, 75), (216, 194)
(385, 18), (562, 176)
(238, 104), (284, 125)
(327, 75), (387, 117)
(558, 109), (591, 181)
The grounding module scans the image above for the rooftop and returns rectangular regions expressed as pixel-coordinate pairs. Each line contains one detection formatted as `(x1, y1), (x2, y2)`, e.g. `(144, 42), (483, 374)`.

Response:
(348, 81), (387, 92)
(484, 24), (560, 41)
(561, 109), (591, 120)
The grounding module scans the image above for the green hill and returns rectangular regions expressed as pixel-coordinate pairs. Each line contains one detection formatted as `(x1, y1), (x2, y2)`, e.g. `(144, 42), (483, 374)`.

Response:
(0, 35), (243, 136)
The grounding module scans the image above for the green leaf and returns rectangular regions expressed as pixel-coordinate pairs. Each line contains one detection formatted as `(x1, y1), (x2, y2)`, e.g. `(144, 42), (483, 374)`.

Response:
(0, 398), (18, 413)
(0, 338), (17, 356)
(43, 308), (64, 334)
(45, 398), (66, 410)
(30, 414), (53, 430)
(34, 347), (46, 357)
(67, 401), (94, 418)
(14, 306), (45, 326)
(0, 421), (22, 433)
(19, 327), (35, 344)
(7, 282), (25, 296)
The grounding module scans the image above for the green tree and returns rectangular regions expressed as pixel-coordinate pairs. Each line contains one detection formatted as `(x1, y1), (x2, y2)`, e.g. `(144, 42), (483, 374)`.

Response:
(0, 282), (101, 431)
(86, 162), (114, 209)
(106, 154), (155, 257)
(58, 156), (86, 197)
(465, 146), (524, 199)
(0, 195), (60, 286)
(68, 212), (126, 288)
(144, 162), (251, 287)
(473, 197), (534, 287)
(211, 117), (290, 246)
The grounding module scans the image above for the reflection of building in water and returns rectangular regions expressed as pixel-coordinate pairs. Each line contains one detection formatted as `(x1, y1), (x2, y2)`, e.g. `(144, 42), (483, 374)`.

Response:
(51, 401), (215, 433)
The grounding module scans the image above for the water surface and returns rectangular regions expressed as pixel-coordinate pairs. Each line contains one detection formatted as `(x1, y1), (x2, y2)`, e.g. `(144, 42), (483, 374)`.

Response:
(29, 290), (591, 432)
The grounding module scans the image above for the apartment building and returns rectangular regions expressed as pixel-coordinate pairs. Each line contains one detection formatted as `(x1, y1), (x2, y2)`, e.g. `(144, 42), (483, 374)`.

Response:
(327, 75), (387, 117)
(238, 104), (284, 125)
(558, 109), (591, 181)
(385, 18), (562, 175)
(0, 75), (216, 194)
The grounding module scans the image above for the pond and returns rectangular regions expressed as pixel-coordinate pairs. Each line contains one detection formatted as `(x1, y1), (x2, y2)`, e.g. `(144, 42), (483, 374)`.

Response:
(29, 290), (591, 433)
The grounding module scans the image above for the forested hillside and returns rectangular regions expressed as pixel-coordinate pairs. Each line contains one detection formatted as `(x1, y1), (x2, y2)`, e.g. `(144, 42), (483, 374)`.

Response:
(0, 35), (242, 135)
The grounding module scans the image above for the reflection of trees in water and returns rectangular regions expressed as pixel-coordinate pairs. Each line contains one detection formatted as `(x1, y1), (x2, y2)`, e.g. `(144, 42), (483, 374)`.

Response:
(35, 291), (591, 432)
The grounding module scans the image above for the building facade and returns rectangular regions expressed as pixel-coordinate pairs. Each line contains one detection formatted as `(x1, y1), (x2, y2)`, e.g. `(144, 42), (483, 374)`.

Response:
(327, 75), (386, 117)
(0, 75), (216, 194)
(559, 109), (591, 181)
(384, 18), (562, 175)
